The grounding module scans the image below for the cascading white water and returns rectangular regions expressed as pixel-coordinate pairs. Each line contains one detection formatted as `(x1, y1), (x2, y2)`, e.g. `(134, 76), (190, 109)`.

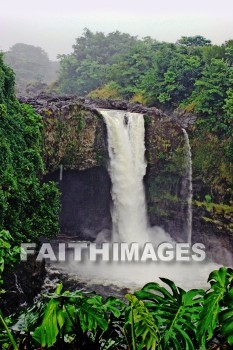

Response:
(49, 110), (219, 290)
(100, 110), (148, 243)
(182, 128), (193, 244)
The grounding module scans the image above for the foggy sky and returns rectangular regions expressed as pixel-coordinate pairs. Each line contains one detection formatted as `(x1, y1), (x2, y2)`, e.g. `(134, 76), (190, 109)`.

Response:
(1, 0), (233, 60)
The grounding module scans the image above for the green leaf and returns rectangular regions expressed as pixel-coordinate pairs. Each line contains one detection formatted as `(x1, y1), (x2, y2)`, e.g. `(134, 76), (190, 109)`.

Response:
(135, 278), (203, 349)
(103, 296), (124, 318)
(219, 280), (233, 345)
(32, 284), (65, 347)
(125, 294), (160, 350)
(197, 267), (231, 347)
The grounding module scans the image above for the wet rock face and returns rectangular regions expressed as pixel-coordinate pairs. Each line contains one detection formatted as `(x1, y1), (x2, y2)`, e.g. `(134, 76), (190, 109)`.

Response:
(192, 204), (233, 265)
(44, 167), (112, 240)
(19, 94), (109, 173)
(19, 93), (198, 176)
(144, 114), (189, 241)
(22, 93), (189, 242)
(19, 94), (231, 262)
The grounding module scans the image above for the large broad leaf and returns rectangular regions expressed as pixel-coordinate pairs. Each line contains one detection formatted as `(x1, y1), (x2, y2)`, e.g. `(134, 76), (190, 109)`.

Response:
(197, 267), (232, 348)
(77, 295), (108, 332)
(61, 293), (109, 333)
(32, 283), (66, 347)
(219, 269), (233, 346)
(125, 294), (160, 350)
(100, 297), (126, 350)
(135, 278), (204, 350)
(33, 285), (109, 347)
(103, 296), (125, 318)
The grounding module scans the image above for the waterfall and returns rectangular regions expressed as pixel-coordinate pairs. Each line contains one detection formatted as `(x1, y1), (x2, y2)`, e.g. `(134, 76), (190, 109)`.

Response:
(49, 111), (217, 291)
(101, 110), (149, 243)
(101, 110), (192, 245)
(182, 128), (193, 243)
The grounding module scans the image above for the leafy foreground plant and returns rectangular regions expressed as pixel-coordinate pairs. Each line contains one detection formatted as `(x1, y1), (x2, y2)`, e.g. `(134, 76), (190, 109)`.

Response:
(0, 231), (21, 350)
(0, 267), (232, 349)
(135, 267), (233, 349)
(124, 294), (161, 350)
(134, 278), (204, 349)
(197, 267), (233, 348)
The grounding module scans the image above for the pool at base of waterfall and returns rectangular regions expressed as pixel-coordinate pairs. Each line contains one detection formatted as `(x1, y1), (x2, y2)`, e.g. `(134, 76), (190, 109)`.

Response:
(46, 255), (220, 294)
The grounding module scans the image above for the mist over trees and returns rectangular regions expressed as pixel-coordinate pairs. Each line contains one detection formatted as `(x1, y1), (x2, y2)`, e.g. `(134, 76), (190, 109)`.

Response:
(3, 43), (59, 95)
(3, 31), (232, 134)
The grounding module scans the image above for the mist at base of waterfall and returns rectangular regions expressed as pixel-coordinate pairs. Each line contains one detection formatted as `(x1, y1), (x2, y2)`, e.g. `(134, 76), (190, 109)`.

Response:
(49, 225), (220, 291)
(49, 251), (219, 292)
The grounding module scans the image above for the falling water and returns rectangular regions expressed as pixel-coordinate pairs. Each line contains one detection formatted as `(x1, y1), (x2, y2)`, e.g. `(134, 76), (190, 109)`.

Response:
(100, 110), (148, 243)
(48, 110), (219, 290)
(182, 128), (193, 244)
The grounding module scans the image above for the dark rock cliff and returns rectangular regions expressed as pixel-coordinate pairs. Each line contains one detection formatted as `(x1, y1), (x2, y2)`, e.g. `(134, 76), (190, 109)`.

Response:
(19, 94), (232, 263)
(44, 167), (112, 240)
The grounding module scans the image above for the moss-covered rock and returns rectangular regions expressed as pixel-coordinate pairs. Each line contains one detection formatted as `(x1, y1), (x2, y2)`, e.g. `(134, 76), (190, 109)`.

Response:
(190, 129), (232, 204)
(144, 113), (189, 240)
(42, 106), (108, 172)
(194, 200), (233, 234)
(19, 94), (109, 173)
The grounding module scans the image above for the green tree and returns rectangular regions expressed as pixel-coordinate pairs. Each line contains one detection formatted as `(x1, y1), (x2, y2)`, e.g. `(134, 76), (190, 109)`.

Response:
(107, 38), (157, 99)
(0, 54), (60, 245)
(140, 46), (203, 108)
(57, 29), (140, 95)
(177, 35), (212, 47)
(0, 54), (15, 104)
(71, 28), (138, 64)
(190, 58), (230, 116)
(224, 88), (233, 116)
(223, 40), (233, 68)
(157, 54), (202, 106)
(139, 43), (177, 106)
(200, 45), (226, 64)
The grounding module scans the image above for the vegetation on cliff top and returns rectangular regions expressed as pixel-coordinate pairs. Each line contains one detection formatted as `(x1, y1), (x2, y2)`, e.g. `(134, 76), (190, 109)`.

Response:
(56, 30), (232, 127)
(0, 53), (60, 345)
(0, 53), (60, 259)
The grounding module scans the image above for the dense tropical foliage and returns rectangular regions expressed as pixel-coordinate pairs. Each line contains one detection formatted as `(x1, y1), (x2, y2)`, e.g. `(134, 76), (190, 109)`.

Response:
(56, 31), (232, 121)
(0, 53), (60, 270)
(0, 267), (232, 349)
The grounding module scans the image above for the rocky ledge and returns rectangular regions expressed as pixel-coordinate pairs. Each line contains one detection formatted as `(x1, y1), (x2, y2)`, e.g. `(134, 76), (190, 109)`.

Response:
(19, 93), (197, 126)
